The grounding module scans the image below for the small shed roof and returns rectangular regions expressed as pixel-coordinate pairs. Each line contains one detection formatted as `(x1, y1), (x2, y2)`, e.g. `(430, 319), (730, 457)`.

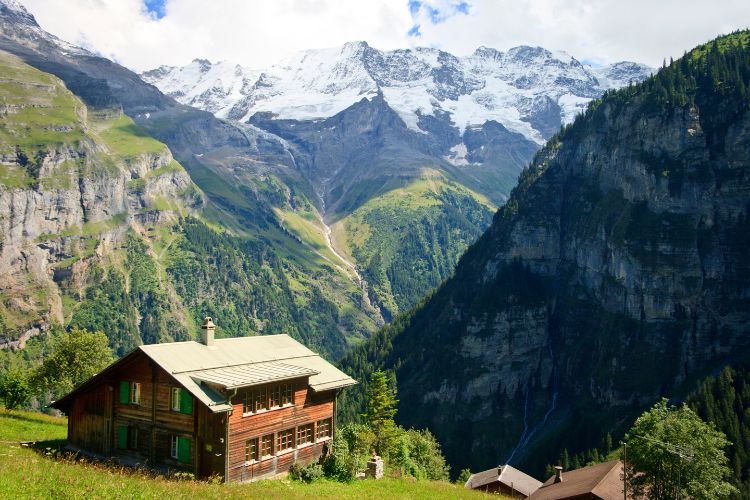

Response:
(529, 460), (624, 500)
(465, 464), (542, 497)
(52, 334), (356, 413)
(190, 360), (319, 389)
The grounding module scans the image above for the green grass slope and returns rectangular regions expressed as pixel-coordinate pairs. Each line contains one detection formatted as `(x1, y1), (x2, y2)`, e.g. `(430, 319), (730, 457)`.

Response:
(0, 408), (490, 499)
(332, 171), (494, 318)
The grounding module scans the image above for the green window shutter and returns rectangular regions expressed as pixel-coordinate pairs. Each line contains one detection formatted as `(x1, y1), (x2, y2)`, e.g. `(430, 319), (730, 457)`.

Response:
(119, 381), (129, 404)
(117, 425), (127, 449)
(180, 388), (193, 415)
(177, 436), (191, 463)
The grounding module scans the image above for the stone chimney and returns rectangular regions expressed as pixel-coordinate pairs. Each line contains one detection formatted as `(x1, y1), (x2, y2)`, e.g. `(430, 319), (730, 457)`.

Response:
(201, 316), (215, 346)
(554, 466), (563, 483)
(497, 465), (503, 476)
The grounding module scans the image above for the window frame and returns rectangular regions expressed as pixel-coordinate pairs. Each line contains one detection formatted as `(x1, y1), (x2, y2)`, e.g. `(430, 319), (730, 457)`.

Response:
(170, 435), (179, 459)
(277, 428), (295, 453)
(171, 387), (181, 412)
(261, 433), (274, 458)
(129, 426), (138, 450)
(281, 383), (294, 406)
(242, 390), (252, 415)
(241, 383), (295, 416)
(245, 437), (259, 464)
(269, 385), (281, 408)
(130, 381), (141, 405)
(254, 386), (268, 413)
(316, 418), (331, 441)
(297, 423), (314, 447)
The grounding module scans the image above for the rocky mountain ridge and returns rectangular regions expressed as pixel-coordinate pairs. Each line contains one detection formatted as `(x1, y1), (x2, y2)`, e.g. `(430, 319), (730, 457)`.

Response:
(142, 42), (653, 146)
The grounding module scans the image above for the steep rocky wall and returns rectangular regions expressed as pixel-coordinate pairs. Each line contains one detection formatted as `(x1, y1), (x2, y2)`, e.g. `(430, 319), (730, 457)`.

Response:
(340, 36), (750, 477)
(0, 50), (199, 339)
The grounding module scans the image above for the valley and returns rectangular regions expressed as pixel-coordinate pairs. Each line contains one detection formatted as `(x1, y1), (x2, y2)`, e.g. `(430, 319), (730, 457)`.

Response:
(1, 0), (749, 496)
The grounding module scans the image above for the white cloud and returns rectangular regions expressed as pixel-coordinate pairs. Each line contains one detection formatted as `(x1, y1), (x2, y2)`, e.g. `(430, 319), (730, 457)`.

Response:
(18, 0), (750, 72)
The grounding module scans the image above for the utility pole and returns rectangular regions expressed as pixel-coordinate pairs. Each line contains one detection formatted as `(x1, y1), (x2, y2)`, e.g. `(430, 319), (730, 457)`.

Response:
(631, 435), (694, 499)
(623, 442), (627, 500)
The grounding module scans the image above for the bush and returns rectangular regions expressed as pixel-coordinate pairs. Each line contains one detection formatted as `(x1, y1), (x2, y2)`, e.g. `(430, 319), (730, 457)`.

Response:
(323, 424), (375, 482)
(456, 468), (472, 485)
(0, 369), (31, 409)
(389, 427), (450, 481)
(289, 462), (323, 483)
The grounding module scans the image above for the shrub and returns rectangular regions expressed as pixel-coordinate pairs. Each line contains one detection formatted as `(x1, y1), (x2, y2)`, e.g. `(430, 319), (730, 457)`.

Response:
(323, 424), (375, 482)
(289, 462), (323, 483)
(389, 428), (450, 481)
(456, 468), (472, 485)
(0, 368), (31, 409)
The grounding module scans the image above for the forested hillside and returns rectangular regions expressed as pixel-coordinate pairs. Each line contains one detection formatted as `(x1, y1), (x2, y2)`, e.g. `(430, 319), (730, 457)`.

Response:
(688, 366), (750, 499)
(338, 30), (750, 477)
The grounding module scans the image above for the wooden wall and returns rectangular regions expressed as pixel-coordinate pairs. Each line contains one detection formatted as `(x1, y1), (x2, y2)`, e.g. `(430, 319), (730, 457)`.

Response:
(64, 350), (341, 483)
(67, 381), (110, 455)
(67, 350), (227, 479)
(226, 378), (336, 482)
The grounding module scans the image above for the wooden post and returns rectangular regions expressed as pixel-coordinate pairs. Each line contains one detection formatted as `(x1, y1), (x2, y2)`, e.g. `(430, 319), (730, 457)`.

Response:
(150, 362), (157, 465)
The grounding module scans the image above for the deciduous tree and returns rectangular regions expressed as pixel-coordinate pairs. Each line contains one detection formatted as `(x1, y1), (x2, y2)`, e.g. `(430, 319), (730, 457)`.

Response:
(32, 327), (114, 398)
(624, 398), (737, 499)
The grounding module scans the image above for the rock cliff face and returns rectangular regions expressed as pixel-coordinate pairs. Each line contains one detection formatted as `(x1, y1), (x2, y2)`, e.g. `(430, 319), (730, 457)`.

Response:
(0, 49), (198, 341)
(339, 31), (750, 476)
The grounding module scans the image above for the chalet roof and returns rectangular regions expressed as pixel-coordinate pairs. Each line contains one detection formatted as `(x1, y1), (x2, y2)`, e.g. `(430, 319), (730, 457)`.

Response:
(529, 460), (624, 500)
(465, 464), (542, 496)
(52, 334), (356, 414)
(190, 361), (319, 389)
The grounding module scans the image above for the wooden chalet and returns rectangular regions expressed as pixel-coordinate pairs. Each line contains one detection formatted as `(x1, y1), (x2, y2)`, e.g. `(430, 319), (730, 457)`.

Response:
(529, 461), (626, 500)
(465, 464), (542, 498)
(50, 318), (357, 483)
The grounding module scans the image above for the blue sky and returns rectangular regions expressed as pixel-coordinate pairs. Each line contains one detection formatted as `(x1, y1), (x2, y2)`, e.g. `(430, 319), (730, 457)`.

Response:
(407, 0), (470, 38)
(143, 0), (166, 19)
(20, 0), (750, 71)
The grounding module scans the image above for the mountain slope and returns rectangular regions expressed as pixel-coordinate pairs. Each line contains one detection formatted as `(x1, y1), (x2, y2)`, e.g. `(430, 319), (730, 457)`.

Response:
(0, 0), (381, 359)
(339, 31), (750, 476)
(0, 48), (199, 352)
(143, 41), (652, 318)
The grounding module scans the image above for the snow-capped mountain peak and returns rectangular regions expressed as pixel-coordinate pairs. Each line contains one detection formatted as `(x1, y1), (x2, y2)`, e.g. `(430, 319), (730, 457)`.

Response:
(142, 42), (653, 144)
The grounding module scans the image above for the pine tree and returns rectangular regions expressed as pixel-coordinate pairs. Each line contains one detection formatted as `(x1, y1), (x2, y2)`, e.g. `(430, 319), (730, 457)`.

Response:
(362, 370), (398, 455)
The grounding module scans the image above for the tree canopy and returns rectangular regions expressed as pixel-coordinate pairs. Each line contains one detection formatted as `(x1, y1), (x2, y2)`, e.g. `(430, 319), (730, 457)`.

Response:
(624, 398), (737, 499)
(31, 327), (114, 398)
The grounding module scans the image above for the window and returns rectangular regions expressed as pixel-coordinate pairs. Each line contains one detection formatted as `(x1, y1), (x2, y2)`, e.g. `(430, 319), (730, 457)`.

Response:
(242, 391), (252, 414)
(171, 387), (181, 411)
(171, 387), (193, 414)
(241, 384), (293, 416)
(261, 434), (274, 458)
(129, 426), (138, 449)
(316, 418), (331, 440)
(269, 385), (281, 408)
(245, 438), (259, 463)
(119, 426), (138, 450)
(297, 424), (313, 447)
(277, 428), (295, 452)
(171, 435), (191, 463)
(130, 382), (141, 405)
(281, 383), (294, 406)
(254, 387), (268, 412)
